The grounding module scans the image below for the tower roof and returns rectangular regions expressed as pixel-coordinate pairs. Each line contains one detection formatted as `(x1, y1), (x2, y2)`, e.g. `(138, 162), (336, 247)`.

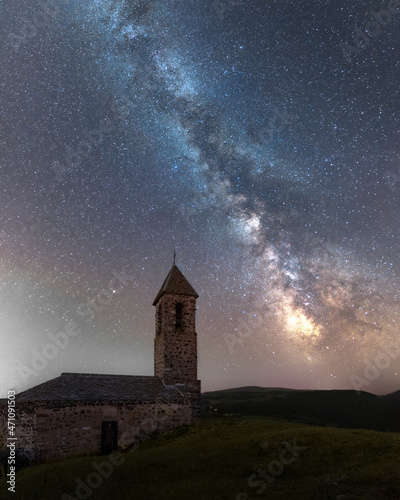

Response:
(153, 265), (199, 305)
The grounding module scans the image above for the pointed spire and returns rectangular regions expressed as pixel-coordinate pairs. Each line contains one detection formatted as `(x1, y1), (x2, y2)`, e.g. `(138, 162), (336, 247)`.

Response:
(153, 264), (198, 305)
(173, 249), (176, 266)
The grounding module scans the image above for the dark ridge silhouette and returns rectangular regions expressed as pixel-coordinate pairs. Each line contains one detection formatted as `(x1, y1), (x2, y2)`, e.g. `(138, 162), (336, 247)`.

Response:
(204, 387), (400, 432)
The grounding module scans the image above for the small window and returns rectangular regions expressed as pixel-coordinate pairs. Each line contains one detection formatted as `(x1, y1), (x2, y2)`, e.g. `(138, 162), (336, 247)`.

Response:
(175, 302), (183, 332)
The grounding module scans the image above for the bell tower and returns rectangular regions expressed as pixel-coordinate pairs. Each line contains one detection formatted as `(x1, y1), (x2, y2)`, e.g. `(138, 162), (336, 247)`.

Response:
(153, 264), (201, 399)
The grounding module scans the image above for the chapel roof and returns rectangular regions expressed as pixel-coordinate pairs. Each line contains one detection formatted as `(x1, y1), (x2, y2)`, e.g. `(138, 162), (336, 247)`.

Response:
(153, 265), (199, 305)
(11, 373), (187, 403)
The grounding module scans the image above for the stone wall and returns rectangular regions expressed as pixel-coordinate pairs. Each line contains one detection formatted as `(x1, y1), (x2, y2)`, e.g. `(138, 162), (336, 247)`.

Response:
(0, 400), (36, 462)
(0, 399), (193, 463)
(154, 293), (199, 390)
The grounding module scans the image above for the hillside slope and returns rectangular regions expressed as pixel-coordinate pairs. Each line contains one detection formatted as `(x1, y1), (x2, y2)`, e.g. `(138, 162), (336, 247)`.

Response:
(204, 387), (400, 431)
(1, 417), (399, 500)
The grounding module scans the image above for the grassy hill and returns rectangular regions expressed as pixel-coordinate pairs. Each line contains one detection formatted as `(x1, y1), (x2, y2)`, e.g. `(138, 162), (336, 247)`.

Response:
(1, 416), (400, 500)
(203, 387), (400, 431)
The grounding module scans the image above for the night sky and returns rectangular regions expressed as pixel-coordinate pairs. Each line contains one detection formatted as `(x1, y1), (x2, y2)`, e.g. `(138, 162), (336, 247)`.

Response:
(1, 0), (400, 398)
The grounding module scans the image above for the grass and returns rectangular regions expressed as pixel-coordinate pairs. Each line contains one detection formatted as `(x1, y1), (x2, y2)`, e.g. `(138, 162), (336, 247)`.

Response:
(1, 416), (400, 499)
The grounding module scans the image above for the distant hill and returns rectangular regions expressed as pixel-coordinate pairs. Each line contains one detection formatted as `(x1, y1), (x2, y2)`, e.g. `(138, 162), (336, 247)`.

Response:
(210, 386), (297, 392)
(380, 389), (400, 401)
(203, 387), (400, 432)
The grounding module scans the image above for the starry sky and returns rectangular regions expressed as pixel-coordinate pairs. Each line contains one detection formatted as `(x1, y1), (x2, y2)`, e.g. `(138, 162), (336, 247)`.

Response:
(1, 0), (400, 398)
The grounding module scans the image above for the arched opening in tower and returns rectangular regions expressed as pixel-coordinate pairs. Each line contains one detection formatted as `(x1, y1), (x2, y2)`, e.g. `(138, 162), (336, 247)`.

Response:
(175, 302), (183, 332)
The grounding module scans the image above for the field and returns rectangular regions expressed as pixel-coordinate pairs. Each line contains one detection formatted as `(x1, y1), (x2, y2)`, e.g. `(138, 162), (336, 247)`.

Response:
(1, 416), (400, 500)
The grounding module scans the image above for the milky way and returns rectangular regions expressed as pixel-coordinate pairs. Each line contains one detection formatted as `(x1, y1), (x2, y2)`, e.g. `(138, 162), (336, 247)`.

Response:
(1, 0), (400, 396)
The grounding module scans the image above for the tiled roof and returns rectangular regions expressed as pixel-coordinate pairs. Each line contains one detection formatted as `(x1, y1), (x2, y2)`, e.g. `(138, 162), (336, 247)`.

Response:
(153, 265), (199, 305)
(13, 373), (186, 402)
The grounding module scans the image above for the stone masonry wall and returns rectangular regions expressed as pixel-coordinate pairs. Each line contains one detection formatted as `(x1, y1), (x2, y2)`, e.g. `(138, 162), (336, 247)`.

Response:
(0, 401), (36, 462)
(154, 294), (199, 390)
(1, 399), (192, 463)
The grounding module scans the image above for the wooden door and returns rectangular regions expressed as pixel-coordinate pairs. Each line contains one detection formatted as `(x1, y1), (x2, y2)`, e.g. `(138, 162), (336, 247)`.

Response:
(101, 421), (118, 454)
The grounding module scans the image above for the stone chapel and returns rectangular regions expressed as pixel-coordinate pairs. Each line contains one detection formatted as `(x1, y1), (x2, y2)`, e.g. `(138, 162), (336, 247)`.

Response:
(0, 264), (201, 463)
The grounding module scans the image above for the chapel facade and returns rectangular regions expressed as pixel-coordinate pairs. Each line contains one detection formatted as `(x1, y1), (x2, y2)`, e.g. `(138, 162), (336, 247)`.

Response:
(0, 264), (201, 463)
